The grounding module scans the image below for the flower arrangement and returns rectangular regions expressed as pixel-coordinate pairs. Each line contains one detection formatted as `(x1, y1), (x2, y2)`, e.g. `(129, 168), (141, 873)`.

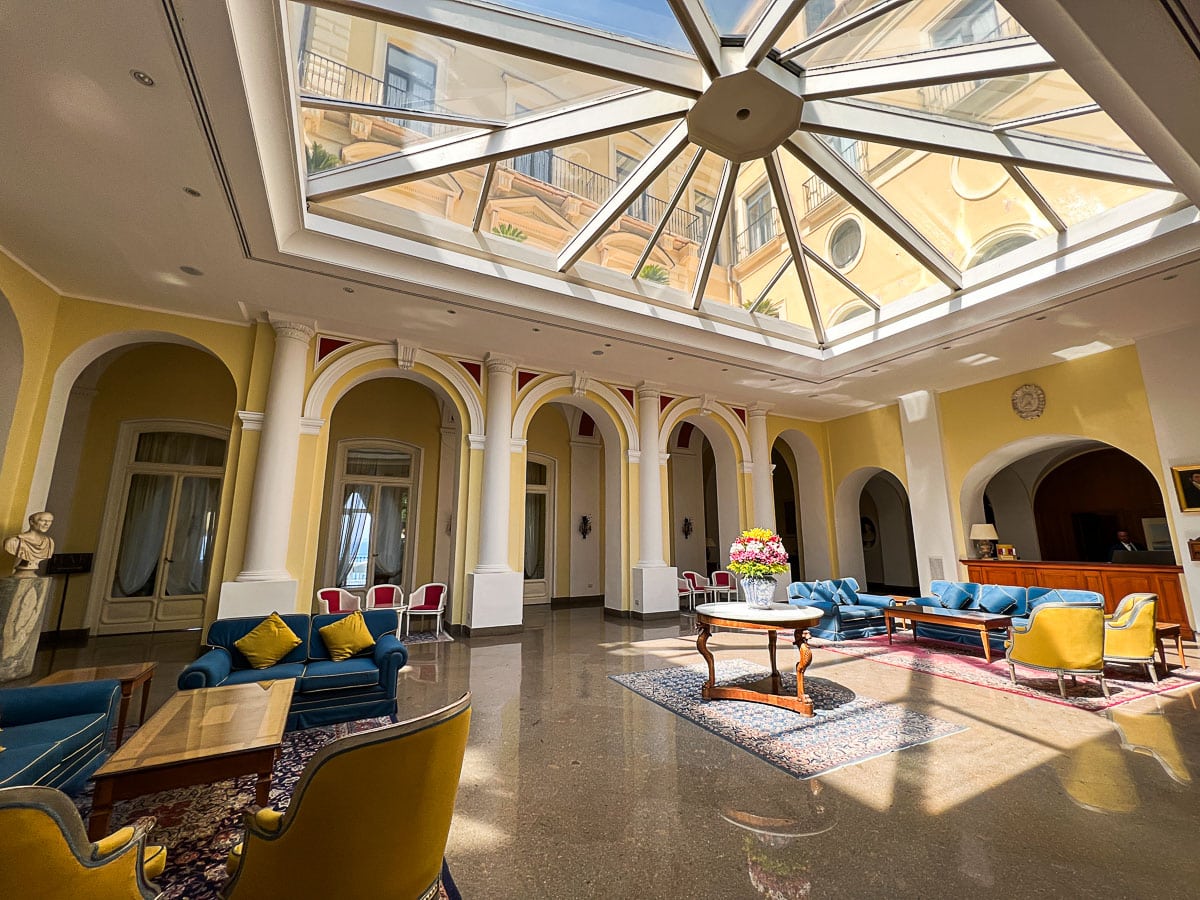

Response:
(728, 528), (789, 579)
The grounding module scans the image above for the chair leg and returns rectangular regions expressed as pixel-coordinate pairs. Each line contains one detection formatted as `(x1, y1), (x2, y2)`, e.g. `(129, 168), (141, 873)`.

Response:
(1057, 672), (1067, 699)
(1147, 662), (1159, 685)
(1007, 662), (1016, 685)
(1099, 674), (1111, 699)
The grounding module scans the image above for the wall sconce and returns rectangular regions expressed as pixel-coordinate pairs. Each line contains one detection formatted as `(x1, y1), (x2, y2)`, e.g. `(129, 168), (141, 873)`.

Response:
(578, 514), (592, 540)
(682, 517), (694, 539)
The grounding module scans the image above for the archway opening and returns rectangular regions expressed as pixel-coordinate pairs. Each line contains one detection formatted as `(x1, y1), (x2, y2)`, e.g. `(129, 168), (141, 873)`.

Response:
(668, 417), (738, 585)
(858, 471), (918, 594)
(774, 429), (832, 581)
(771, 440), (803, 583)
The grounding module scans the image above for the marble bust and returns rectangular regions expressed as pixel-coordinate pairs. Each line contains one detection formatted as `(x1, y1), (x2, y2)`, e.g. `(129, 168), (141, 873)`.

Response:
(3, 511), (55, 577)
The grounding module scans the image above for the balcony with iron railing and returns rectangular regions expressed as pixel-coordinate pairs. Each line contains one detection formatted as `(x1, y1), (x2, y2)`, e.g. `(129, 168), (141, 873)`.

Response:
(734, 209), (780, 262)
(802, 141), (868, 215)
(917, 15), (1027, 114)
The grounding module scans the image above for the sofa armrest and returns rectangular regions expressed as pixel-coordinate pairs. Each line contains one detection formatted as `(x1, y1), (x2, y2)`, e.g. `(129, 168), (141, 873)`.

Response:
(908, 597), (941, 609)
(0, 679), (121, 727)
(854, 593), (897, 610)
(795, 599), (836, 617)
(178, 647), (233, 690)
(374, 634), (409, 690)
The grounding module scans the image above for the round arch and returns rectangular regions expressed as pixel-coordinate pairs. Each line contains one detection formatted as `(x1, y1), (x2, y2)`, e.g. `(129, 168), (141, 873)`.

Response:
(511, 379), (631, 611)
(304, 344), (484, 437)
(659, 399), (751, 466)
(774, 429), (832, 580)
(667, 413), (742, 570)
(835, 465), (910, 587)
(26, 330), (223, 517)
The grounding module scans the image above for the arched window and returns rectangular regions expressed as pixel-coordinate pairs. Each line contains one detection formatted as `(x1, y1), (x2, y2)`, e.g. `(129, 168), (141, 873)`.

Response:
(971, 232), (1037, 267)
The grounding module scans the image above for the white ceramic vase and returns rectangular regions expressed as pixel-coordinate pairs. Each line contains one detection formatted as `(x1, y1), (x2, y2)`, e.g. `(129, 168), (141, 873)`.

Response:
(742, 577), (776, 610)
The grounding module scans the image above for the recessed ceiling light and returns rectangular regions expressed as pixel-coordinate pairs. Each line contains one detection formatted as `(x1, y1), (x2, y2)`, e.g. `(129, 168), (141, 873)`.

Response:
(808, 394), (819, 399)
(183, 187), (201, 197)
(531, 327), (540, 332)
(179, 265), (203, 276)
(942, 345), (952, 350)
(603, 342), (612, 347)
(1035, 315), (1047, 321)
(130, 70), (155, 87)
(1163, 273), (1179, 281)
(342, 286), (354, 294)
(666, 356), (675, 361)
(447, 309), (457, 315)
(592, 350), (604, 356)
(769, 377), (777, 382)
(870, 369), (879, 373)
(720, 367), (729, 372)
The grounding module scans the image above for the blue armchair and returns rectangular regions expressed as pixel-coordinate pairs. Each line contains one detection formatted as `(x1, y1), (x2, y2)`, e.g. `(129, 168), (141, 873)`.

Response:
(786, 578), (895, 640)
(0, 679), (121, 794)
(178, 611), (409, 730)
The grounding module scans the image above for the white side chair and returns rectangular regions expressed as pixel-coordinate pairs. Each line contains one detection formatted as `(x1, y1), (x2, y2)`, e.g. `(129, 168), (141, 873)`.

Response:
(708, 570), (738, 602)
(406, 583), (448, 637)
(365, 584), (408, 635)
(682, 571), (709, 608)
(316, 587), (360, 615)
(678, 577), (697, 610)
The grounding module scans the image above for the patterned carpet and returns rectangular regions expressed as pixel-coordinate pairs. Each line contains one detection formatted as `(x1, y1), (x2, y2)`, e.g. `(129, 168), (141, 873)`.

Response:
(821, 634), (1200, 711)
(610, 659), (965, 779)
(403, 629), (455, 645)
(74, 718), (461, 899)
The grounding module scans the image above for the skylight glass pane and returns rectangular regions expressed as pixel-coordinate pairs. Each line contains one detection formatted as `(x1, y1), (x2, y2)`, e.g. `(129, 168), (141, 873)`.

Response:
(696, 206), (739, 307)
(482, 0), (691, 51)
(1017, 111), (1146, 157)
(301, 109), (479, 173)
(704, 0), (773, 35)
(844, 139), (1055, 268)
(1014, 168), (1179, 228)
(808, 262), (874, 325)
(311, 165), (489, 237)
(290, 2), (637, 127)
(742, 258), (815, 328)
(796, 0), (1028, 70)
(852, 70), (1097, 127)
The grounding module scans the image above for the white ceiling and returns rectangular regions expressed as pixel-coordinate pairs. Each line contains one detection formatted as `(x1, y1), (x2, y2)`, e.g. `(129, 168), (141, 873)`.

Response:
(1, 0), (1199, 420)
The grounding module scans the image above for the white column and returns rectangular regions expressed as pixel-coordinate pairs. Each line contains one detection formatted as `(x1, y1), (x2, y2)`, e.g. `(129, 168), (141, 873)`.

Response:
(1136, 327), (1200, 629)
(237, 319), (314, 582)
(464, 355), (523, 632)
(748, 404), (776, 531)
(632, 383), (678, 616)
(897, 390), (959, 594)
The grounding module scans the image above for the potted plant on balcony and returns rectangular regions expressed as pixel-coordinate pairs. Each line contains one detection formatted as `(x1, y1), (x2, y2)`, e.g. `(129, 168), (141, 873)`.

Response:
(728, 528), (788, 610)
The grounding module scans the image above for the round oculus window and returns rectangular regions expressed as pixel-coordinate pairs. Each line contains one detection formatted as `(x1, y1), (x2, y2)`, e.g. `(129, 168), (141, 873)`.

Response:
(829, 219), (863, 270)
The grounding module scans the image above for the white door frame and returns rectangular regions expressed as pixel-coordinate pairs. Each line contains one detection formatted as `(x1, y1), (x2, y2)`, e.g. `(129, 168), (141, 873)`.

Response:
(523, 452), (556, 605)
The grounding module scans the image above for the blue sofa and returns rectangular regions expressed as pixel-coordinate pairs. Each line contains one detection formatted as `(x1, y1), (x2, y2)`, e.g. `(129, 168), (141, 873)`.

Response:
(786, 578), (896, 640)
(0, 679), (120, 794)
(907, 581), (1104, 651)
(178, 611), (409, 730)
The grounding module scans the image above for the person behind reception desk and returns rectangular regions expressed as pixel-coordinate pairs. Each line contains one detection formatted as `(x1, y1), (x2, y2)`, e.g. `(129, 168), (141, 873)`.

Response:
(1108, 530), (1142, 562)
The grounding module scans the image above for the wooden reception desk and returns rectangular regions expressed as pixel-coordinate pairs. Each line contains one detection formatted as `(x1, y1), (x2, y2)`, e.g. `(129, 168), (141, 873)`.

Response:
(961, 559), (1192, 639)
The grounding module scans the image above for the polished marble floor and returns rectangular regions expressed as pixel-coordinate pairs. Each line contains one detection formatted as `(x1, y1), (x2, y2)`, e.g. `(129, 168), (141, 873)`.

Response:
(18, 607), (1200, 899)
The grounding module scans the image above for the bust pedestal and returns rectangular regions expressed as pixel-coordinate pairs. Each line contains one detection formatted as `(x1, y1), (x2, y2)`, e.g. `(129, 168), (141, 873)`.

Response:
(0, 576), (52, 681)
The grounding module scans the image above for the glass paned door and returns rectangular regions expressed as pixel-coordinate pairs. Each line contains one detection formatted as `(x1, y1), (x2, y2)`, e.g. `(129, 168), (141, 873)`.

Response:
(523, 459), (553, 605)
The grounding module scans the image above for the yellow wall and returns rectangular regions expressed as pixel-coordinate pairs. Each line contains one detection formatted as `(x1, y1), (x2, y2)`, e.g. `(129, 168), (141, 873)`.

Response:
(826, 404), (908, 490)
(58, 345), (238, 628)
(314, 378), (443, 597)
(526, 404), (572, 597)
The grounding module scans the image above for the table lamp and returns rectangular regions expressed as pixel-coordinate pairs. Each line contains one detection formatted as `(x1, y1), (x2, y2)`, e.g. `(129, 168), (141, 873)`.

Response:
(970, 524), (999, 559)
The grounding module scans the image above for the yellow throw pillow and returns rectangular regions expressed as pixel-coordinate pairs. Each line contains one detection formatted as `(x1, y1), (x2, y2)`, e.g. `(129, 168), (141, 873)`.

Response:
(319, 610), (376, 662)
(234, 612), (302, 669)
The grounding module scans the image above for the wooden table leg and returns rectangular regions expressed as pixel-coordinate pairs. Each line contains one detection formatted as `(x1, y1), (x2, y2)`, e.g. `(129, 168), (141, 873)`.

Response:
(256, 766), (274, 808)
(114, 684), (133, 747)
(793, 629), (814, 717)
(139, 675), (152, 727)
(767, 629), (781, 693)
(696, 622), (716, 700)
(1176, 632), (1187, 668)
(981, 628), (993, 664)
(89, 779), (114, 841)
(886, 613), (894, 645)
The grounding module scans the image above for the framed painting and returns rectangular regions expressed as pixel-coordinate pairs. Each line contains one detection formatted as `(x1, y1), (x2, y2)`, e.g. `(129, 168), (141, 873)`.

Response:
(1171, 465), (1200, 512)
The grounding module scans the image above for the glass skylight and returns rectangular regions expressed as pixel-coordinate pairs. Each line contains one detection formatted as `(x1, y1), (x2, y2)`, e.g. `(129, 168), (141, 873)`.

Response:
(288, 0), (1182, 348)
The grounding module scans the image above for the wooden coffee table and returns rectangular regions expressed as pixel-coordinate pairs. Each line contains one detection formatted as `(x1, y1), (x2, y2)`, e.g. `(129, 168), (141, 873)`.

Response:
(1156, 622), (1187, 669)
(88, 679), (294, 840)
(37, 662), (156, 747)
(885, 604), (1012, 663)
(694, 602), (823, 717)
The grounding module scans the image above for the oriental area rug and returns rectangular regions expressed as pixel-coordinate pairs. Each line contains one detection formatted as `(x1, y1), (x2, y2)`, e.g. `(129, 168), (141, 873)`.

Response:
(73, 718), (461, 900)
(820, 634), (1200, 712)
(610, 659), (965, 779)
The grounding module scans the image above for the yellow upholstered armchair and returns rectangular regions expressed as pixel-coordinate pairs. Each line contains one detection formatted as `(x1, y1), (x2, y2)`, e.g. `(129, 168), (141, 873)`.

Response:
(1103, 592), (1159, 683)
(223, 692), (471, 900)
(1006, 604), (1110, 699)
(0, 785), (165, 899)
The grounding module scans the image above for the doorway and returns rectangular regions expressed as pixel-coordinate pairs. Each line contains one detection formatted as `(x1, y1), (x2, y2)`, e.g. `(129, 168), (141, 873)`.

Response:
(523, 455), (555, 604)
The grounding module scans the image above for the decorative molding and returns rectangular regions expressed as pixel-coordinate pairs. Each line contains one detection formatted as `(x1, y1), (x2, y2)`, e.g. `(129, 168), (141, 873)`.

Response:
(485, 353), (517, 375)
(572, 371), (591, 396)
(268, 316), (316, 343)
(300, 417), (325, 435)
(315, 336), (354, 366)
(627, 450), (641, 463)
(517, 370), (541, 390)
(510, 438), (528, 453)
(740, 461), (755, 474)
(635, 381), (661, 403)
(458, 360), (483, 386)
(660, 452), (671, 465)
(510, 375), (640, 451)
(238, 410), (264, 431)
(1011, 383), (1046, 420)
(699, 394), (718, 416)
(747, 402), (772, 418)
(396, 342), (419, 370)
(467, 434), (487, 450)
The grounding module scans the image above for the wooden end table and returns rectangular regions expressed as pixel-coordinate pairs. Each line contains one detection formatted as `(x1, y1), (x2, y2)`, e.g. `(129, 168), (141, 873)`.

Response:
(694, 602), (823, 717)
(88, 679), (294, 840)
(884, 604), (1013, 663)
(1155, 622), (1187, 669)
(37, 662), (156, 747)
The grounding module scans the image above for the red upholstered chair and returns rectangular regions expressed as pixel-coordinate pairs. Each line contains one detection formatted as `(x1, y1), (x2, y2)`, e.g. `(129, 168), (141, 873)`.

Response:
(678, 577), (697, 610)
(365, 584), (408, 635)
(316, 587), (360, 615)
(709, 570), (738, 602)
(683, 571), (709, 606)
(406, 583), (448, 637)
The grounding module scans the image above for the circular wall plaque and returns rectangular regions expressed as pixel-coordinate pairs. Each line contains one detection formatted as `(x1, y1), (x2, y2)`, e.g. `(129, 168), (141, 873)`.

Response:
(1011, 383), (1046, 419)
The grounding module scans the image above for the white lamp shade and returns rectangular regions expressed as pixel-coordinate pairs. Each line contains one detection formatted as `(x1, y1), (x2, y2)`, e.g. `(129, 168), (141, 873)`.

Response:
(970, 524), (999, 541)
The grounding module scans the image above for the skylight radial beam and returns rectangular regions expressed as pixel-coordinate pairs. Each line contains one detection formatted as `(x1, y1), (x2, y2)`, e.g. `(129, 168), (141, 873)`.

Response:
(558, 121), (691, 272)
(744, 0), (811, 68)
(307, 91), (691, 203)
(691, 161), (739, 310)
(665, 0), (724, 80)
(1003, 165), (1067, 233)
(765, 153), (825, 344)
(800, 40), (1056, 99)
(778, 0), (911, 60)
(306, 0), (704, 97)
(632, 147), (707, 278)
(801, 246), (878, 309)
(992, 103), (1101, 133)
(802, 100), (1172, 189)
(472, 163), (497, 232)
(783, 131), (962, 289)
(749, 259), (791, 312)
(299, 96), (505, 130)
